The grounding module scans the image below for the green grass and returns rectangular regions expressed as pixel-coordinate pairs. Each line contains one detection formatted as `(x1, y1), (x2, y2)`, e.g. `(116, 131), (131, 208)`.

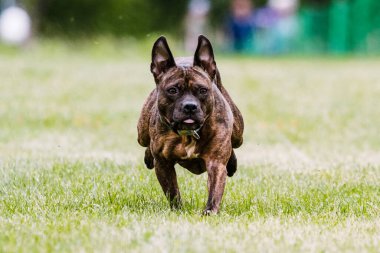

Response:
(1, 40), (380, 252)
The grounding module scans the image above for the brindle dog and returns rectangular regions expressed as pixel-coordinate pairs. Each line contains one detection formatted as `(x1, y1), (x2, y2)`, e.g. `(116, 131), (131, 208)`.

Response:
(137, 35), (244, 214)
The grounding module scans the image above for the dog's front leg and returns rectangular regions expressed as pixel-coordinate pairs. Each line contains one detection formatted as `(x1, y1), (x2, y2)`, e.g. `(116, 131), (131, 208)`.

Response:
(203, 161), (227, 215)
(154, 158), (182, 209)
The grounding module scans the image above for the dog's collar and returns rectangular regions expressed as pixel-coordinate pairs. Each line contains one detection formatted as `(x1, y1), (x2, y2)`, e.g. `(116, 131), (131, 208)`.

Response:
(177, 129), (201, 140)
(159, 114), (202, 140)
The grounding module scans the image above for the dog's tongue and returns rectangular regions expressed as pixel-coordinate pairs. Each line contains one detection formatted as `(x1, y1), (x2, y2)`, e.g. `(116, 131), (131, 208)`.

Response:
(183, 119), (195, 124)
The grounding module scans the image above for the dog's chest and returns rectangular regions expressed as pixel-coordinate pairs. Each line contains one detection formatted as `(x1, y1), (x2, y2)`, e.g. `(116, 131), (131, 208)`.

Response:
(180, 137), (199, 160)
(160, 133), (200, 160)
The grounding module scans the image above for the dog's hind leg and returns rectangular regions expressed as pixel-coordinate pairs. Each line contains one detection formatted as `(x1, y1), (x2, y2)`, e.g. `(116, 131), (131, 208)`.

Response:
(144, 148), (154, 169)
(226, 150), (237, 177)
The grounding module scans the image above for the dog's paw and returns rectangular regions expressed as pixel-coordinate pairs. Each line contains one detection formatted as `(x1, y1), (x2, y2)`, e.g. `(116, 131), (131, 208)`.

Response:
(144, 148), (154, 169)
(226, 150), (237, 177)
(170, 198), (183, 210)
(202, 209), (218, 216)
(144, 157), (154, 169)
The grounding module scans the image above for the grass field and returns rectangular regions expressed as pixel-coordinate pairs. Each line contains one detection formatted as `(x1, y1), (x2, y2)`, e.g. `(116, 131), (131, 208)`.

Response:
(1, 40), (380, 252)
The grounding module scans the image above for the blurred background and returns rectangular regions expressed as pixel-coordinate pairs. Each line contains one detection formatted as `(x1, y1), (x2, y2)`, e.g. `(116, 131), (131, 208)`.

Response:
(1, 0), (379, 163)
(1, 0), (380, 54)
(2, 2), (380, 252)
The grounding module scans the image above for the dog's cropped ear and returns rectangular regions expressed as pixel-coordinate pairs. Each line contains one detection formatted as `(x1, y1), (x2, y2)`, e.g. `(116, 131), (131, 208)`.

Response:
(194, 35), (216, 80)
(151, 36), (176, 82)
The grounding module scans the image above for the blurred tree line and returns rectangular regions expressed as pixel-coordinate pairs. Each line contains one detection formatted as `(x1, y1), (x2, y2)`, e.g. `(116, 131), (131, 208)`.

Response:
(22, 0), (188, 37)
(21, 0), (329, 37)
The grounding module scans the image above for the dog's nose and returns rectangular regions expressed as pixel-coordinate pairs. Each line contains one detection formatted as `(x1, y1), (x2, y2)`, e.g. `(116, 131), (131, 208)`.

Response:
(183, 102), (198, 114)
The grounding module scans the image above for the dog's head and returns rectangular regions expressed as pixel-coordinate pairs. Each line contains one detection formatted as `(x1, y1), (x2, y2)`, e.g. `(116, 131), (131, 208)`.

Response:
(151, 35), (217, 131)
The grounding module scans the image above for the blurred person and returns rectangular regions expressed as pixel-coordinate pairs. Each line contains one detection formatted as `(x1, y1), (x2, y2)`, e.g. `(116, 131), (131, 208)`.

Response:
(255, 0), (299, 54)
(0, 0), (31, 45)
(185, 0), (210, 52)
(269, 0), (299, 53)
(227, 0), (256, 53)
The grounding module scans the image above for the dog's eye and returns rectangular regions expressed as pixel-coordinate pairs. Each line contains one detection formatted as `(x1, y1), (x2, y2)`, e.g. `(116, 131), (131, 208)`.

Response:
(199, 88), (208, 95)
(167, 87), (178, 95)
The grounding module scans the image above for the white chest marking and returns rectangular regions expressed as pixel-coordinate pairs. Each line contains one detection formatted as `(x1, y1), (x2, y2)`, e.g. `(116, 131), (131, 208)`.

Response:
(181, 138), (199, 159)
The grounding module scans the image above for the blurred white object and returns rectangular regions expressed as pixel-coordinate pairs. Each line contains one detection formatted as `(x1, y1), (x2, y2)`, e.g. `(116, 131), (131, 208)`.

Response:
(185, 0), (210, 52)
(0, 6), (31, 45)
(269, 0), (298, 15)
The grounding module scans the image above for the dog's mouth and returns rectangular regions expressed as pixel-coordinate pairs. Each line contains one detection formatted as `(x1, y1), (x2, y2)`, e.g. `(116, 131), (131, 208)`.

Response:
(183, 119), (195, 124)
(172, 118), (201, 131)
